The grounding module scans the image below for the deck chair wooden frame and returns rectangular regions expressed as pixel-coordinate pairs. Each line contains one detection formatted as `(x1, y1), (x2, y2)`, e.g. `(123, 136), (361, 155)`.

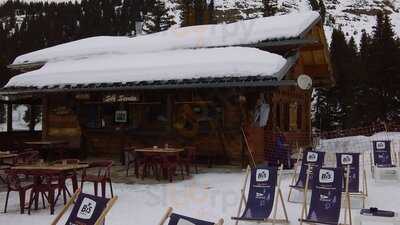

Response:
(51, 189), (118, 225)
(287, 147), (321, 203)
(370, 141), (400, 180)
(159, 207), (224, 225)
(233, 165), (289, 225)
(347, 153), (368, 208)
(299, 165), (352, 225)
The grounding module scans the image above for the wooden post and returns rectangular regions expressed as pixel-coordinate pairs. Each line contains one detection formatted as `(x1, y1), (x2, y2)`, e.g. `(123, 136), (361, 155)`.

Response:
(50, 189), (81, 225)
(214, 219), (224, 225)
(241, 127), (256, 168)
(344, 165), (352, 225)
(6, 102), (12, 132)
(300, 164), (311, 225)
(94, 196), (118, 225)
(235, 165), (250, 225)
(158, 207), (173, 225)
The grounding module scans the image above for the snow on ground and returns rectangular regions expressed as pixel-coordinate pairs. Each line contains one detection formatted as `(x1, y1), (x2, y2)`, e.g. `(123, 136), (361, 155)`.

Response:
(6, 47), (287, 88)
(318, 132), (400, 154)
(0, 167), (399, 225)
(11, 11), (319, 65)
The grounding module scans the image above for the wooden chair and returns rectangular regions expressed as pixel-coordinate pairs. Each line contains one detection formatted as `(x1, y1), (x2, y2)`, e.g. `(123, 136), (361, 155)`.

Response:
(158, 155), (182, 182)
(179, 146), (198, 176)
(28, 172), (61, 215)
(3, 170), (34, 214)
(51, 189), (117, 225)
(81, 160), (114, 198)
(14, 150), (40, 165)
(124, 148), (136, 177)
(231, 165), (288, 225)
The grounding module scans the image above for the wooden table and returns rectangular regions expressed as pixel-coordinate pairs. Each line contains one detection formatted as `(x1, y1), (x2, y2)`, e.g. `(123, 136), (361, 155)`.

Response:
(25, 140), (68, 160)
(135, 147), (184, 154)
(11, 163), (88, 214)
(134, 147), (184, 180)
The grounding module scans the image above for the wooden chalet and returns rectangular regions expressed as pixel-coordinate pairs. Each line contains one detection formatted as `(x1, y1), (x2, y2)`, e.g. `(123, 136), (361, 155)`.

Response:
(0, 11), (333, 166)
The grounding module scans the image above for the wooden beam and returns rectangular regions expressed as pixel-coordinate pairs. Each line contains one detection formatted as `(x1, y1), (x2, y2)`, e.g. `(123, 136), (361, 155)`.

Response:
(303, 64), (330, 77)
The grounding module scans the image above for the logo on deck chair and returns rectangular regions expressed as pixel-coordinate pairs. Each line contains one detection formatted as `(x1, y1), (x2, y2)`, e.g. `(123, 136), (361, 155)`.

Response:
(256, 169), (270, 182)
(307, 152), (318, 163)
(376, 141), (386, 149)
(177, 218), (196, 225)
(319, 169), (334, 183)
(77, 197), (97, 220)
(341, 154), (353, 165)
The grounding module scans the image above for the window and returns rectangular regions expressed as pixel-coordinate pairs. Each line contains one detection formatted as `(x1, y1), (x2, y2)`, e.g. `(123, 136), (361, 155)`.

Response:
(12, 104), (30, 131)
(0, 104), (7, 132)
(32, 105), (43, 131)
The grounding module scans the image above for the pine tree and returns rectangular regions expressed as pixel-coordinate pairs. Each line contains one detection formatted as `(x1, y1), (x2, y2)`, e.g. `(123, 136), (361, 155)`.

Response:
(143, 0), (175, 33)
(262, 0), (278, 17)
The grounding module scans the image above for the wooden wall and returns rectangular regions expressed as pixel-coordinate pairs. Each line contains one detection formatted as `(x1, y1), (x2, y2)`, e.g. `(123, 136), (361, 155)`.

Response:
(43, 95), (82, 149)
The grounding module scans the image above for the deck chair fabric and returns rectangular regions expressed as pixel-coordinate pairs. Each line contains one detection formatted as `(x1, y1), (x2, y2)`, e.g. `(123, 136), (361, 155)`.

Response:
(301, 167), (345, 225)
(336, 153), (360, 193)
(232, 165), (288, 224)
(233, 165), (278, 221)
(159, 207), (223, 225)
(291, 150), (325, 189)
(168, 213), (215, 225)
(51, 190), (117, 225)
(372, 141), (395, 167)
(65, 193), (109, 225)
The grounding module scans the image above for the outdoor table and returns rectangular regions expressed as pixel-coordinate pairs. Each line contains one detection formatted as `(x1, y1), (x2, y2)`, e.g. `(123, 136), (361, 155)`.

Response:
(134, 147), (184, 180)
(11, 162), (88, 214)
(24, 140), (68, 160)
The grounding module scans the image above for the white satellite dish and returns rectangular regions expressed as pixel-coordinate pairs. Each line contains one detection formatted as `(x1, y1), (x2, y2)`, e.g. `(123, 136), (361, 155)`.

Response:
(297, 74), (313, 90)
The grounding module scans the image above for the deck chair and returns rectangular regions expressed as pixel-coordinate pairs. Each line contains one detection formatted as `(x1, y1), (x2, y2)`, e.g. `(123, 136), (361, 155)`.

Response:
(159, 207), (224, 225)
(371, 140), (399, 180)
(51, 189), (118, 225)
(288, 150), (325, 202)
(336, 153), (368, 208)
(299, 166), (352, 225)
(231, 165), (288, 225)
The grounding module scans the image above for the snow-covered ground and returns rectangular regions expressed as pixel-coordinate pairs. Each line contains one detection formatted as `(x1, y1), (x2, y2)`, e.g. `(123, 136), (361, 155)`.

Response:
(0, 164), (399, 225)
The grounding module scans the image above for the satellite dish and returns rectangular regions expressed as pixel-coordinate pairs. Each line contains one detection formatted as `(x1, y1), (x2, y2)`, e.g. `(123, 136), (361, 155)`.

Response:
(297, 74), (313, 90)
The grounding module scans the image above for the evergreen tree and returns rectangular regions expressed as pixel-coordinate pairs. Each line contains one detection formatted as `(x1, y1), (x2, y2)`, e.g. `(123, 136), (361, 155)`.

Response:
(262, 0), (278, 17)
(143, 0), (175, 33)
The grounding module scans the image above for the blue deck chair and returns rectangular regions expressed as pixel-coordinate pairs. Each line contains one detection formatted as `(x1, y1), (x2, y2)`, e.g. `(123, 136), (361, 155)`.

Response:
(336, 153), (368, 208)
(288, 150), (325, 202)
(51, 189), (118, 225)
(299, 166), (352, 225)
(371, 140), (399, 180)
(231, 165), (288, 225)
(159, 207), (224, 225)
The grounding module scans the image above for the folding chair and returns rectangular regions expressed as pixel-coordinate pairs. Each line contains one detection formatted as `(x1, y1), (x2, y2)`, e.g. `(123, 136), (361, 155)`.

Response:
(51, 189), (117, 225)
(159, 207), (224, 225)
(231, 165), (288, 225)
(299, 166), (352, 225)
(336, 153), (368, 208)
(370, 140), (400, 180)
(288, 149), (325, 202)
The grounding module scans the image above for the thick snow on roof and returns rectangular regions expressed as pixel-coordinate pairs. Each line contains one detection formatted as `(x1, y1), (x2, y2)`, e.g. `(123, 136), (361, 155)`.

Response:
(6, 47), (287, 88)
(11, 11), (319, 65)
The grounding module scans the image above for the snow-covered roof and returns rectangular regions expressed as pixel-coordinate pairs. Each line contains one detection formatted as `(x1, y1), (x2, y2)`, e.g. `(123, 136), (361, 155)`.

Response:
(11, 11), (320, 66)
(5, 47), (292, 91)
